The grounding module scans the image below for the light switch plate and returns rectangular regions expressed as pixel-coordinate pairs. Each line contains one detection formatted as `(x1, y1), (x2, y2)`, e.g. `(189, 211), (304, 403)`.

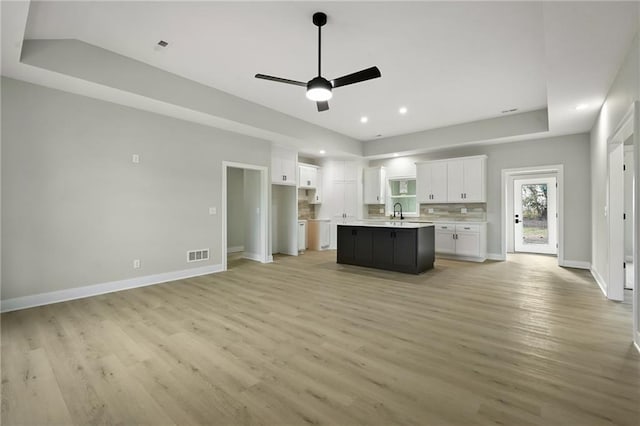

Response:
(209, 207), (217, 215)
(132, 154), (140, 164)
(379, 208), (384, 214)
(133, 259), (141, 269)
(428, 208), (434, 213)
(461, 208), (467, 214)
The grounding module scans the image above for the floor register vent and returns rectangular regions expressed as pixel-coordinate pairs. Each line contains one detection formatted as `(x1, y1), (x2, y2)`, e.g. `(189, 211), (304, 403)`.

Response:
(187, 248), (209, 263)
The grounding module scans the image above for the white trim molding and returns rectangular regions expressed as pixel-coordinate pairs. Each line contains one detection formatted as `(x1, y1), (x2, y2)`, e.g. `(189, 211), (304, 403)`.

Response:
(1, 264), (223, 313)
(242, 252), (263, 262)
(487, 253), (506, 261)
(559, 260), (591, 270)
(590, 266), (608, 298)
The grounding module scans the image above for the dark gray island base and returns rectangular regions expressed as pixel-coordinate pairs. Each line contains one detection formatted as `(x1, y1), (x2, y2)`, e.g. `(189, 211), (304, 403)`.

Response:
(337, 222), (435, 274)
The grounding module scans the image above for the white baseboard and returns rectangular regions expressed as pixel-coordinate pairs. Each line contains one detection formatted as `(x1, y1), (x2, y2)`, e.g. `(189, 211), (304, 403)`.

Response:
(590, 266), (608, 298)
(436, 254), (486, 263)
(242, 252), (263, 262)
(267, 255), (274, 263)
(487, 252), (506, 261)
(227, 246), (244, 254)
(1, 263), (223, 313)
(560, 260), (591, 270)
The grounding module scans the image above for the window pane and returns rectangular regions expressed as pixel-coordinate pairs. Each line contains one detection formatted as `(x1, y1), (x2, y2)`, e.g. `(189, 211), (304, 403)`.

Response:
(521, 183), (548, 244)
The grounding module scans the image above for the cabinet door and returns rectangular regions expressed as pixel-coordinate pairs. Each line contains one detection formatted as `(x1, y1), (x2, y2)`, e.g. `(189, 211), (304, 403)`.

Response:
(435, 229), (456, 254)
(416, 163), (432, 203)
(281, 155), (297, 185)
(343, 161), (358, 181)
(353, 228), (373, 264)
(393, 229), (417, 268)
(271, 154), (283, 184)
(431, 162), (448, 202)
(337, 226), (355, 263)
(307, 167), (317, 188)
(310, 169), (322, 204)
(364, 167), (384, 204)
(455, 232), (480, 257)
(462, 158), (484, 201)
(298, 165), (311, 188)
(331, 181), (347, 218)
(343, 181), (358, 219)
(372, 229), (395, 267)
(272, 146), (297, 185)
(447, 160), (464, 202)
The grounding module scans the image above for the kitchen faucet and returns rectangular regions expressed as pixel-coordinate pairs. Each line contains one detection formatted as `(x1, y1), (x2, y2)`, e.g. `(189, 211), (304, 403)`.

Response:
(393, 202), (404, 220)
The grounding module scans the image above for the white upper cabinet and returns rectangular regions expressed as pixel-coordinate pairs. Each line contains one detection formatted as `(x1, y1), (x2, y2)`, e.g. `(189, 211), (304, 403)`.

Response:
(363, 167), (386, 204)
(298, 163), (318, 188)
(271, 146), (297, 185)
(447, 156), (486, 202)
(416, 161), (448, 203)
(416, 155), (486, 204)
(309, 168), (323, 204)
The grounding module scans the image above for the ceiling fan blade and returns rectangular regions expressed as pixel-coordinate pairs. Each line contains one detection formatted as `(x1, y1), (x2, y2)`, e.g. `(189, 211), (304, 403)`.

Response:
(317, 101), (329, 112)
(331, 66), (381, 88)
(255, 74), (307, 87)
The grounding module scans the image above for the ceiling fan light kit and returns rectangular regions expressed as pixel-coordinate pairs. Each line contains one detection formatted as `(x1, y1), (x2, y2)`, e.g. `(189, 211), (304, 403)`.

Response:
(255, 12), (381, 112)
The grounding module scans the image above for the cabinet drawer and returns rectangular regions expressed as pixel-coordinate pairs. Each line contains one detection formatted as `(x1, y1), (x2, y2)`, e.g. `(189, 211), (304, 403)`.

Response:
(455, 224), (480, 233)
(435, 224), (455, 231)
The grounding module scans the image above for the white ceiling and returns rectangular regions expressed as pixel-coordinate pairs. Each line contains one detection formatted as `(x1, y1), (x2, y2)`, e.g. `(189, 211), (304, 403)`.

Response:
(4, 1), (640, 149)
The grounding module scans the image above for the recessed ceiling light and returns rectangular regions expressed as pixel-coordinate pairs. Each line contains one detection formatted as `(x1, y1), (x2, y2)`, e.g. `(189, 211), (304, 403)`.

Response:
(319, 150), (326, 154)
(399, 107), (408, 114)
(393, 153), (399, 157)
(575, 103), (589, 110)
(360, 116), (368, 123)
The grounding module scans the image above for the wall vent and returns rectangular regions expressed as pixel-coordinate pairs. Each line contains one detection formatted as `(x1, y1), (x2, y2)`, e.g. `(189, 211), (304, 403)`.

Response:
(187, 248), (210, 263)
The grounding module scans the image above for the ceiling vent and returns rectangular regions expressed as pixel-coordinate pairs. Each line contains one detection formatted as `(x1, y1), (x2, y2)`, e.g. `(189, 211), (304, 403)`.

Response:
(157, 40), (169, 48)
(501, 108), (518, 114)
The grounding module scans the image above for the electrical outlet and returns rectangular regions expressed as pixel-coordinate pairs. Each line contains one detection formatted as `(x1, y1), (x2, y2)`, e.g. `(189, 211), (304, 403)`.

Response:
(461, 208), (468, 214)
(133, 259), (141, 269)
(209, 207), (216, 215)
(379, 208), (384, 214)
(428, 208), (434, 213)
(132, 154), (140, 164)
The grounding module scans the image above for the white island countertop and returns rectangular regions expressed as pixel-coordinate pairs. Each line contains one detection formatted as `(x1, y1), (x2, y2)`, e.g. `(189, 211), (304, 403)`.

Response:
(339, 221), (435, 228)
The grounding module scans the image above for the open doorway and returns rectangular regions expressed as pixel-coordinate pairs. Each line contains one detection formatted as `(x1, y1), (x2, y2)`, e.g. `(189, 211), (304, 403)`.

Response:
(607, 101), (639, 352)
(222, 162), (269, 271)
(514, 176), (558, 255)
(624, 145), (634, 291)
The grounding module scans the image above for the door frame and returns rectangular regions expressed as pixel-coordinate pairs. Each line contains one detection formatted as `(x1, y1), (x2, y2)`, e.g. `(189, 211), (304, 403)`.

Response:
(501, 165), (565, 265)
(221, 161), (269, 271)
(606, 101), (639, 352)
(513, 175), (558, 255)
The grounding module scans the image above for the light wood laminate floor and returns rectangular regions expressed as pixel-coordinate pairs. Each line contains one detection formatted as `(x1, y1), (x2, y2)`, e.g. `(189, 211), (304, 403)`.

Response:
(2, 252), (639, 425)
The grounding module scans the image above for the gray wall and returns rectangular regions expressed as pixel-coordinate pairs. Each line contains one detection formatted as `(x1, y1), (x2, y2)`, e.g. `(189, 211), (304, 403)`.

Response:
(590, 34), (639, 288)
(1, 77), (270, 300)
(226, 167), (245, 250)
(370, 133), (592, 262)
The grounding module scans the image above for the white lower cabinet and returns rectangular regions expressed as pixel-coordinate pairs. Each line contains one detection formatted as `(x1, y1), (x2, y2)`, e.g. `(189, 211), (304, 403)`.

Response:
(434, 223), (486, 262)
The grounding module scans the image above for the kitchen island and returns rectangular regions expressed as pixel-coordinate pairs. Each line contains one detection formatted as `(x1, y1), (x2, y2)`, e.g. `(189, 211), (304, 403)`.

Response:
(337, 222), (435, 274)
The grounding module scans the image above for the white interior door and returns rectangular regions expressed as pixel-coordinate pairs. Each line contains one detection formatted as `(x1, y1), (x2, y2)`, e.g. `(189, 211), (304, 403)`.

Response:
(514, 177), (557, 255)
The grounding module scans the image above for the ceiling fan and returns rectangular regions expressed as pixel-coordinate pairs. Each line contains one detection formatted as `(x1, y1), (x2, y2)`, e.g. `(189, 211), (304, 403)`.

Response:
(255, 12), (382, 112)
